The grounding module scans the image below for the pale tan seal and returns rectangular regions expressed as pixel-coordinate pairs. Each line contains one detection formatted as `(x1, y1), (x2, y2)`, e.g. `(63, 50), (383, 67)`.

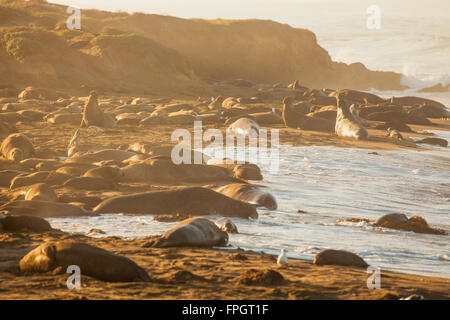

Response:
(94, 187), (258, 218)
(19, 241), (150, 282)
(216, 218), (238, 234)
(335, 93), (369, 140)
(10, 171), (71, 189)
(24, 183), (58, 202)
(83, 165), (123, 181)
(67, 149), (136, 164)
(227, 117), (260, 136)
(150, 218), (229, 248)
(0, 133), (35, 162)
(385, 128), (404, 140)
(213, 183), (277, 210)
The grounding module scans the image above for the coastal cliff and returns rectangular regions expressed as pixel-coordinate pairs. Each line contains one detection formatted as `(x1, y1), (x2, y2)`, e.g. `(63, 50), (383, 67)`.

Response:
(0, 0), (404, 95)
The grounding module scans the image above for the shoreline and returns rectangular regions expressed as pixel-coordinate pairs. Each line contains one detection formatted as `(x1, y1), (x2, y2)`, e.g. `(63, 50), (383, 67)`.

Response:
(0, 230), (449, 300)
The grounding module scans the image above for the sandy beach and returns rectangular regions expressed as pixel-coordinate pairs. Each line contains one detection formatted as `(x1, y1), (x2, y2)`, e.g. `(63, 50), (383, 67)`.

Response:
(0, 103), (449, 300)
(1, 0), (449, 301)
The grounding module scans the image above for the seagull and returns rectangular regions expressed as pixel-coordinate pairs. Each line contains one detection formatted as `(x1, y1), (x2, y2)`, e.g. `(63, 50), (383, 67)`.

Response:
(277, 249), (288, 267)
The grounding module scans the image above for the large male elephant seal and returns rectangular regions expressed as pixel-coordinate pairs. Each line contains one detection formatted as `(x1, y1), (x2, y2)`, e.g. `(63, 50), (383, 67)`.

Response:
(94, 187), (258, 218)
(19, 241), (150, 282)
(80, 91), (115, 128)
(151, 218), (229, 248)
(0, 200), (93, 217)
(0, 133), (35, 162)
(213, 183), (277, 210)
(335, 93), (369, 140)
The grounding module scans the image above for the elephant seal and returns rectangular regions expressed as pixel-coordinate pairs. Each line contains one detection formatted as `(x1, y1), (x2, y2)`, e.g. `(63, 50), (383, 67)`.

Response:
(366, 111), (432, 125)
(416, 137), (448, 148)
(151, 218), (229, 248)
(80, 91), (115, 128)
(83, 165), (123, 181)
(62, 176), (117, 190)
(282, 97), (334, 132)
(0, 214), (52, 232)
(0, 170), (25, 187)
(335, 93), (369, 140)
(0, 200), (93, 217)
(386, 128), (404, 141)
(10, 171), (71, 189)
(216, 218), (238, 234)
(207, 160), (263, 180)
(94, 187), (258, 218)
(213, 183), (277, 210)
(329, 89), (384, 104)
(68, 149), (136, 164)
(19, 241), (150, 282)
(120, 157), (233, 184)
(374, 213), (445, 235)
(24, 183), (58, 202)
(227, 117), (260, 136)
(313, 249), (369, 268)
(1, 133), (35, 162)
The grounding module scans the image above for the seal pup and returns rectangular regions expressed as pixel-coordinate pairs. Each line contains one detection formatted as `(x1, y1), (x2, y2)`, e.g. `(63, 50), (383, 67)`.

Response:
(227, 117), (260, 136)
(1, 133), (35, 162)
(213, 183), (278, 210)
(94, 187), (258, 219)
(151, 218), (229, 248)
(19, 241), (150, 282)
(335, 93), (369, 140)
(216, 218), (238, 234)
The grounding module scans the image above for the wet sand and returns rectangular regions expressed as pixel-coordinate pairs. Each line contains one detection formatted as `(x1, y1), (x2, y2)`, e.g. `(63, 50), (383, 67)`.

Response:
(1, 230), (449, 300)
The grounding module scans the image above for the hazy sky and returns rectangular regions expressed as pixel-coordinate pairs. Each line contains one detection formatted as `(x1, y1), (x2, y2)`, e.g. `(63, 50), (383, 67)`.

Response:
(48, 0), (450, 28)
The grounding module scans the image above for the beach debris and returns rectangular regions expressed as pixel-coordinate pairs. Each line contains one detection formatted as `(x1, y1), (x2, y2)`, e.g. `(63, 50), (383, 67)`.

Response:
(237, 269), (285, 286)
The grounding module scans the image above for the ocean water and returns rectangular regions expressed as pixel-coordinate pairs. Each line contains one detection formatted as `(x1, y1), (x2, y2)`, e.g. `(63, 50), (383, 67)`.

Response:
(49, 135), (450, 278)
